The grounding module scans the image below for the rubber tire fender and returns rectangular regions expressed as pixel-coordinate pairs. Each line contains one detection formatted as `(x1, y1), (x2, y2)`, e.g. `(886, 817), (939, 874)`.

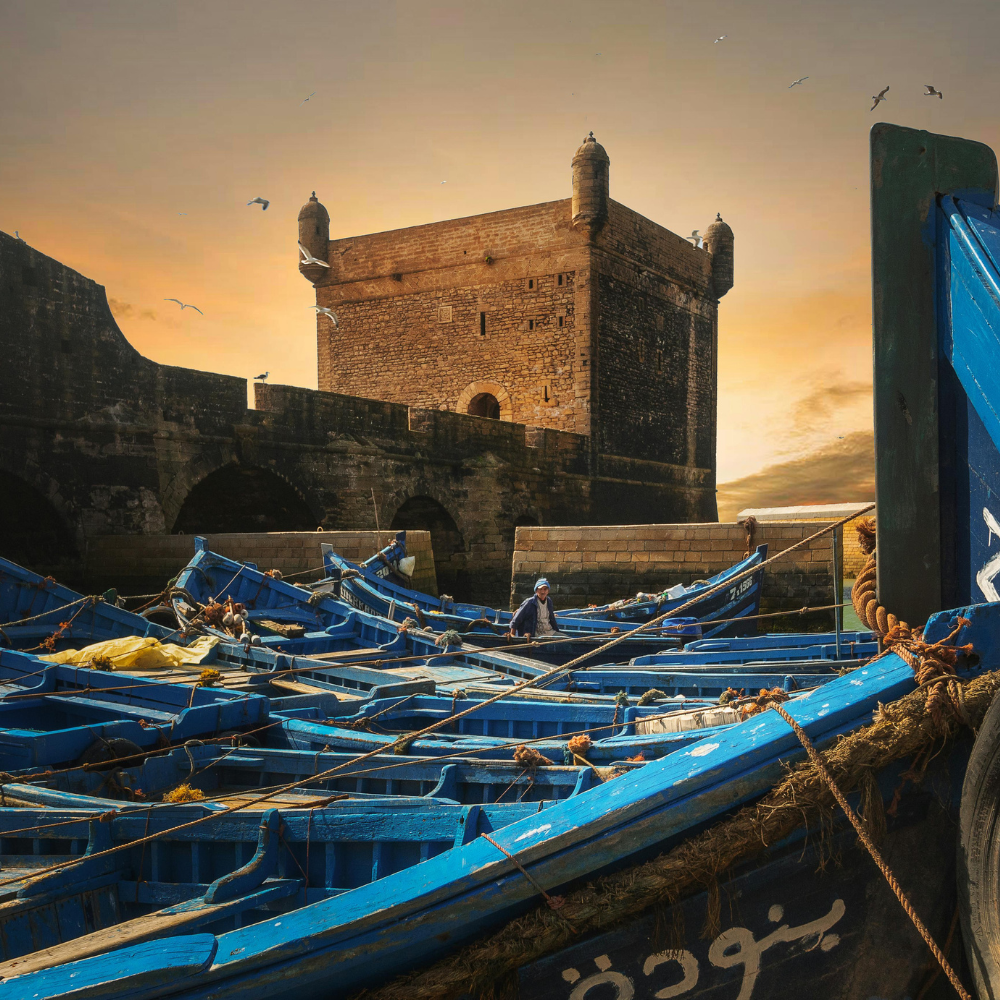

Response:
(959, 686), (1000, 999)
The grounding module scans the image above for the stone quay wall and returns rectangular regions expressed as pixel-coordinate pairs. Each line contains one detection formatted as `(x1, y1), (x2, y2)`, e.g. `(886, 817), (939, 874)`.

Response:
(511, 521), (842, 629)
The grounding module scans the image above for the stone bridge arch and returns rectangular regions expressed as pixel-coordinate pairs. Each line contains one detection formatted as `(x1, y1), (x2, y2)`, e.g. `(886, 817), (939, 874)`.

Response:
(389, 492), (469, 599)
(171, 463), (320, 534)
(0, 468), (79, 575)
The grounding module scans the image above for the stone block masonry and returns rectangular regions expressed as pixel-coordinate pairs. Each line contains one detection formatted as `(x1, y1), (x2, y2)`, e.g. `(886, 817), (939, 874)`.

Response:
(82, 530), (436, 600)
(511, 522), (842, 630)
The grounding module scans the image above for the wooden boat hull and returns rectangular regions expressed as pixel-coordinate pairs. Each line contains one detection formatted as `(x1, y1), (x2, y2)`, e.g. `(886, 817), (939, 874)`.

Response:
(518, 757), (962, 1000)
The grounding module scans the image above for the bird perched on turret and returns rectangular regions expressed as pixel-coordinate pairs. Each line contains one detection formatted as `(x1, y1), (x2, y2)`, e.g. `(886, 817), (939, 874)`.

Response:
(247, 197), (269, 210)
(255, 372), (269, 381)
(299, 243), (330, 268)
(309, 305), (339, 328)
(924, 85), (943, 99)
(870, 86), (889, 111)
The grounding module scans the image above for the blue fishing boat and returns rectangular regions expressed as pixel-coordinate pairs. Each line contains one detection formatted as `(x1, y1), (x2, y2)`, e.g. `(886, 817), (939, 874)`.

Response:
(323, 535), (768, 639)
(9, 742), (610, 805)
(0, 649), (268, 769)
(173, 538), (707, 665)
(0, 556), (176, 651)
(0, 599), (986, 999)
(0, 556), (575, 702)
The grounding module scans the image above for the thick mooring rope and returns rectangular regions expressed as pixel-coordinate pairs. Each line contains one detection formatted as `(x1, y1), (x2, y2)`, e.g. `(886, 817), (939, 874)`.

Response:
(773, 702), (971, 1000)
(354, 666), (998, 1000)
(852, 516), (908, 634)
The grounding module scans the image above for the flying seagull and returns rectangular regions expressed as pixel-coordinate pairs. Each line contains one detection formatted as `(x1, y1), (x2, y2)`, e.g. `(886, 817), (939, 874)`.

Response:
(309, 305), (339, 328)
(789, 76), (809, 88)
(298, 242), (330, 268)
(163, 298), (203, 314)
(714, 34), (727, 43)
(247, 197), (269, 211)
(300, 92), (316, 105)
(870, 86), (889, 111)
(255, 371), (269, 381)
(687, 230), (703, 248)
(924, 85), (943, 99)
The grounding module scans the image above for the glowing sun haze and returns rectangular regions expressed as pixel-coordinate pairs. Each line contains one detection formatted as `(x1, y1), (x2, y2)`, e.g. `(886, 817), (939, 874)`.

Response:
(3, 0), (998, 517)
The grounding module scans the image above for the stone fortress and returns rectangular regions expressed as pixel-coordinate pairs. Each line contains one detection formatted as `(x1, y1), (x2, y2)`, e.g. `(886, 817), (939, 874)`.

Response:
(301, 133), (733, 468)
(0, 134), (732, 606)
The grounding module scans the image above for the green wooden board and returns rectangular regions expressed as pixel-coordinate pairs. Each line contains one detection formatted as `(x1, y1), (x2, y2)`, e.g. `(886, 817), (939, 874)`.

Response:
(870, 123), (997, 624)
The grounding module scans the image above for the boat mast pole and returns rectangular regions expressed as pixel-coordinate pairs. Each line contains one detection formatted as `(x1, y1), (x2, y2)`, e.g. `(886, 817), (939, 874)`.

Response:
(832, 526), (842, 659)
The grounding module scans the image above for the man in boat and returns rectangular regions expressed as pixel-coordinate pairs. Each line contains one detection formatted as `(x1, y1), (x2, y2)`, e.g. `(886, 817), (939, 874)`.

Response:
(509, 578), (562, 638)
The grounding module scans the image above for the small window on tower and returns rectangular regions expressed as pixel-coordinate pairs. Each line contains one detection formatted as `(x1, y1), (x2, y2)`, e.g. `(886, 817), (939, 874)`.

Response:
(479, 312), (486, 336)
(557, 274), (563, 286)
(528, 278), (535, 290)
(438, 305), (453, 323)
(528, 319), (534, 331)
(558, 316), (564, 328)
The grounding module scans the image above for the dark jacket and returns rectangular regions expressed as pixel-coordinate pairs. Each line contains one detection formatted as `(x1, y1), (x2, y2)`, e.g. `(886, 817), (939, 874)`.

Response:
(510, 594), (555, 636)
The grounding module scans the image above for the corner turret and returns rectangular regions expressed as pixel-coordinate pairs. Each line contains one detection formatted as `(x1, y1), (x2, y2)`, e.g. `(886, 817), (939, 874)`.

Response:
(703, 212), (734, 298)
(571, 132), (610, 235)
(298, 192), (330, 284)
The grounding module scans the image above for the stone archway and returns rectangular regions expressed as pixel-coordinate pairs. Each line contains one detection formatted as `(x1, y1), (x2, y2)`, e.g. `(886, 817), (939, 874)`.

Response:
(0, 473), (78, 574)
(172, 464), (318, 534)
(390, 495), (468, 599)
(456, 381), (512, 421)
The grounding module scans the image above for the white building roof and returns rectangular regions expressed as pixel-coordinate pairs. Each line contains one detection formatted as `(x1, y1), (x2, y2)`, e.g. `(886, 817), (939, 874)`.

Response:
(736, 502), (874, 522)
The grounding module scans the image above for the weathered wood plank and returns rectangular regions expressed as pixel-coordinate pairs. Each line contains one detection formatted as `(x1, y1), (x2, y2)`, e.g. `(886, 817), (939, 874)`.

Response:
(0, 932), (217, 998)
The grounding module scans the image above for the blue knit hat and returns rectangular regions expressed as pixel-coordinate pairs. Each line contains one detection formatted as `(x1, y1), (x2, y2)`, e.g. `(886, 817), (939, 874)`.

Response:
(534, 577), (550, 591)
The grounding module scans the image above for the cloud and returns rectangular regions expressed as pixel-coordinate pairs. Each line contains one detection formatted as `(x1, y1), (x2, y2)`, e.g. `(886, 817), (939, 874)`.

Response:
(716, 430), (874, 521)
(108, 298), (157, 322)
(792, 380), (871, 424)
(784, 379), (872, 446)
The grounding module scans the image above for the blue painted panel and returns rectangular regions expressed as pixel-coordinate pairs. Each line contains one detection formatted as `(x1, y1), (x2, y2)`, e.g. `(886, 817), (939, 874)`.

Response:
(938, 198), (1000, 607)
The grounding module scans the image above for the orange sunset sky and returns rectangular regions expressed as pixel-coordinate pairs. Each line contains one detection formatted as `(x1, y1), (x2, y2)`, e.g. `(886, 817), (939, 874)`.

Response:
(3, 0), (999, 518)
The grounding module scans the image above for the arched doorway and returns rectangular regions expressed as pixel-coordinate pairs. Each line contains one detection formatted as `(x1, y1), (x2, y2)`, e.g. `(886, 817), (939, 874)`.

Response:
(0, 476), (78, 574)
(455, 381), (512, 421)
(467, 393), (501, 419)
(390, 496), (468, 599)
(172, 465), (316, 534)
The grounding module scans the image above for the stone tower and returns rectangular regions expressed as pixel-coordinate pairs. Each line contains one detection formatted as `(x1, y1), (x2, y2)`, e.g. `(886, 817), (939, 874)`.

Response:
(299, 134), (732, 523)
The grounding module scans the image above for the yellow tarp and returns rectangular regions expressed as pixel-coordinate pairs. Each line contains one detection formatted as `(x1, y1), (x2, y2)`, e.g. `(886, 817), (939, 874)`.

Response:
(39, 635), (220, 671)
